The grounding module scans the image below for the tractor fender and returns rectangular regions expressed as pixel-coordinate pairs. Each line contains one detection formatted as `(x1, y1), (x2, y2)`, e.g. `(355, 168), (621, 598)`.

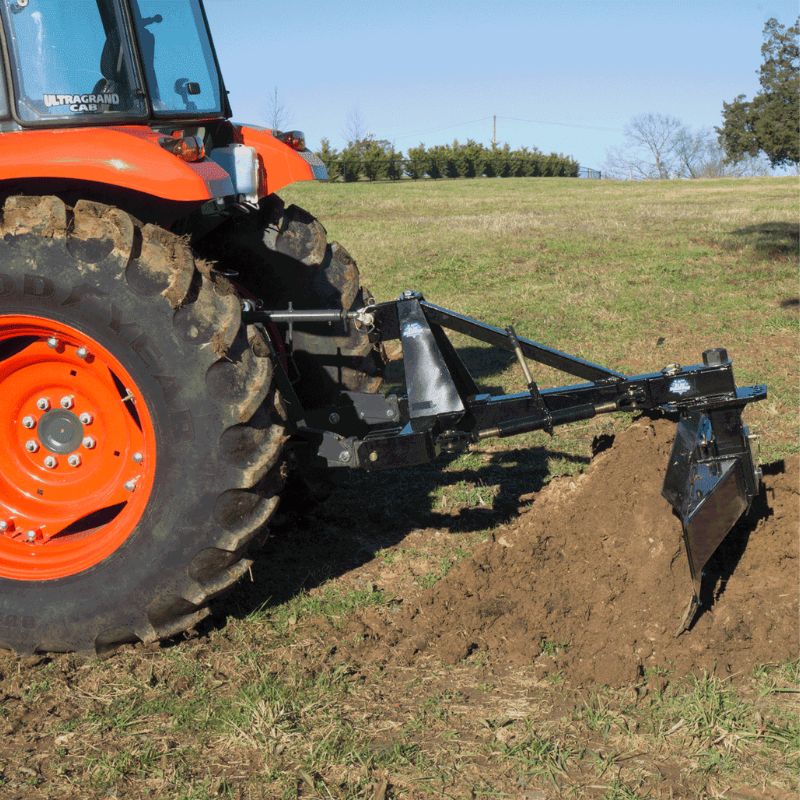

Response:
(0, 126), (231, 203)
(236, 125), (319, 195)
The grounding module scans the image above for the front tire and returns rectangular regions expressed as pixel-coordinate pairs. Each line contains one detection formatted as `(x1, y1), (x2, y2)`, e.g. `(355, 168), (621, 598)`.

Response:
(0, 196), (286, 654)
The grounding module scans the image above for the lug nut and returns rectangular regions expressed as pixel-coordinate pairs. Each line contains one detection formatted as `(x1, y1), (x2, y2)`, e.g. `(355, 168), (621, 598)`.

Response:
(26, 531), (36, 543)
(124, 479), (137, 492)
(82, 436), (96, 450)
(68, 454), (81, 468)
(60, 395), (74, 410)
(22, 416), (36, 429)
(46, 337), (59, 350)
(36, 398), (50, 411)
(132, 452), (144, 464)
(25, 440), (39, 453)
(44, 456), (57, 469)
(79, 412), (93, 425)
(76, 346), (89, 360)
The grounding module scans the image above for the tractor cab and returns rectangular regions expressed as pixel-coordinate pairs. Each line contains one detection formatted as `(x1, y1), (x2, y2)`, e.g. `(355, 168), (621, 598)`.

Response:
(0, 0), (323, 221)
(0, 0), (228, 126)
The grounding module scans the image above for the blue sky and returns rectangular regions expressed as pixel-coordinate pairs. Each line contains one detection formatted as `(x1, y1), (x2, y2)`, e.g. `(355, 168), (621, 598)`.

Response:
(205, 0), (797, 169)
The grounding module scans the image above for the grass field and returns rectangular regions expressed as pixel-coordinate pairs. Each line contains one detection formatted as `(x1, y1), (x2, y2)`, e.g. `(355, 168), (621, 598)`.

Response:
(1, 177), (797, 799)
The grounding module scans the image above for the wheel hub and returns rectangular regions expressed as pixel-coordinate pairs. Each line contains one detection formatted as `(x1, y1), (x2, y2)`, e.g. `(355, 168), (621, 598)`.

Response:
(38, 409), (84, 454)
(0, 315), (157, 580)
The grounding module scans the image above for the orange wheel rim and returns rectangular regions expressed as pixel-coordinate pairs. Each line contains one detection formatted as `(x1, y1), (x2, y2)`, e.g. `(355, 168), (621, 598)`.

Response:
(0, 316), (156, 580)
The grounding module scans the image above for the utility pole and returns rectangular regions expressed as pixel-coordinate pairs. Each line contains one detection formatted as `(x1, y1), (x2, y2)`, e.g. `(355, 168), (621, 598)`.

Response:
(492, 115), (497, 148)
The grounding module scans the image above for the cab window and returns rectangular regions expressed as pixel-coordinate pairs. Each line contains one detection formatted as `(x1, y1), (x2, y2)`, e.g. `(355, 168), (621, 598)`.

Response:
(129, 0), (222, 116)
(0, 0), (145, 122)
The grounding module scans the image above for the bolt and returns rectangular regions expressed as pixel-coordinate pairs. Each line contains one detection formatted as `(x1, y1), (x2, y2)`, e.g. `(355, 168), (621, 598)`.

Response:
(132, 452), (144, 464)
(79, 412), (93, 425)
(60, 395), (74, 410)
(124, 479), (137, 492)
(46, 337), (59, 350)
(82, 436), (96, 450)
(68, 454), (81, 468)
(338, 450), (352, 464)
(385, 408), (395, 419)
(25, 440), (39, 453)
(0, 521), (7, 533)
(22, 416), (36, 429)
(369, 451), (379, 463)
(328, 412), (340, 425)
(26, 531), (36, 543)
(44, 455), (57, 469)
(36, 398), (50, 411)
(76, 346), (89, 360)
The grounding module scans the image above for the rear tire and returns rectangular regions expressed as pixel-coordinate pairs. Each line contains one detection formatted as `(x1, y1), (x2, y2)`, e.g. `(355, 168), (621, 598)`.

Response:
(198, 195), (385, 409)
(197, 196), (387, 509)
(0, 196), (286, 654)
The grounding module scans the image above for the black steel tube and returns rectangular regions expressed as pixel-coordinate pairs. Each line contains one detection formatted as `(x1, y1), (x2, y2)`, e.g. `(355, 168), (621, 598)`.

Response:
(420, 301), (625, 383)
(477, 399), (617, 440)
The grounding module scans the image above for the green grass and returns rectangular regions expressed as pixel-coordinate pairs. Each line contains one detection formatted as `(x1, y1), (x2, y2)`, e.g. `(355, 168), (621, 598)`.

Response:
(253, 584), (388, 631)
(496, 728), (578, 786)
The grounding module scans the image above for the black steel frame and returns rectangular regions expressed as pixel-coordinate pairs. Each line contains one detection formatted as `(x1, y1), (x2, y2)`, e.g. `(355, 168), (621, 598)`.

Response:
(243, 291), (766, 473)
(244, 291), (768, 631)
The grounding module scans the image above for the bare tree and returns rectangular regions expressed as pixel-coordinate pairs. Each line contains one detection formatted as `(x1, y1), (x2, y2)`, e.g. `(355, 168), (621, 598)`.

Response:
(604, 114), (770, 180)
(671, 126), (770, 178)
(344, 106), (367, 144)
(627, 112), (682, 178)
(267, 86), (288, 132)
(674, 127), (710, 178)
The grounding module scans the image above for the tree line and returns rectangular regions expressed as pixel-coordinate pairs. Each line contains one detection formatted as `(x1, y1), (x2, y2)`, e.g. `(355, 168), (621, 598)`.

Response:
(316, 139), (580, 181)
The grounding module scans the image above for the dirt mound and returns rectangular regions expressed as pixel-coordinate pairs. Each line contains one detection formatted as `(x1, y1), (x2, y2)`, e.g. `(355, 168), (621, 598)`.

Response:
(354, 419), (799, 686)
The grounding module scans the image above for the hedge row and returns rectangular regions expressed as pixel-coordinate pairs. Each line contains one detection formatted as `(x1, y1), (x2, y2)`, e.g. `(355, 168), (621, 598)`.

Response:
(315, 138), (580, 181)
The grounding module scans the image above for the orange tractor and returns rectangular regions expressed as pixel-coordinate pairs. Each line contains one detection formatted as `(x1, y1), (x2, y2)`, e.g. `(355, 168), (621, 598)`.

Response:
(0, 0), (765, 653)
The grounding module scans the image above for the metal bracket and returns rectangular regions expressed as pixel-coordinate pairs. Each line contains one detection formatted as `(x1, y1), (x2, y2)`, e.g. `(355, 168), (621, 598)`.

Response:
(397, 296), (465, 422)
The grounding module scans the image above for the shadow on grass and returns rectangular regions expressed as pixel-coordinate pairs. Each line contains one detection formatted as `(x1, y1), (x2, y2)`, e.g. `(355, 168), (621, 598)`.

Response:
(732, 222), (799, 258)
(457, 345), (516, 384)
(214, 451), (783, 634)
(216, 444), (589, 620)
(382, 345), (518, 395)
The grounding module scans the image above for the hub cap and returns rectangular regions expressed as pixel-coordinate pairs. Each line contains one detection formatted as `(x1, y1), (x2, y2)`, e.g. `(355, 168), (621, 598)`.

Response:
(38, 409), (84, 454)
(0, 316), (157, 580)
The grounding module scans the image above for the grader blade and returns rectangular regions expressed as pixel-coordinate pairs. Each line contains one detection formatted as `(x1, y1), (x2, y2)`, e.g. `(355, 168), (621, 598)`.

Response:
(662, 407), (761, 634)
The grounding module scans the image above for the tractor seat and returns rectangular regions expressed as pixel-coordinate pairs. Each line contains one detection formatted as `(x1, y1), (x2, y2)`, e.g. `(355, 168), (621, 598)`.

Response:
(92, 37), (125, 98)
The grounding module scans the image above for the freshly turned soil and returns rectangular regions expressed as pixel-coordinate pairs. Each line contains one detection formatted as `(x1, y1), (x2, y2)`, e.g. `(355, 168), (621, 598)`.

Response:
(354, 419), (799, 686)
